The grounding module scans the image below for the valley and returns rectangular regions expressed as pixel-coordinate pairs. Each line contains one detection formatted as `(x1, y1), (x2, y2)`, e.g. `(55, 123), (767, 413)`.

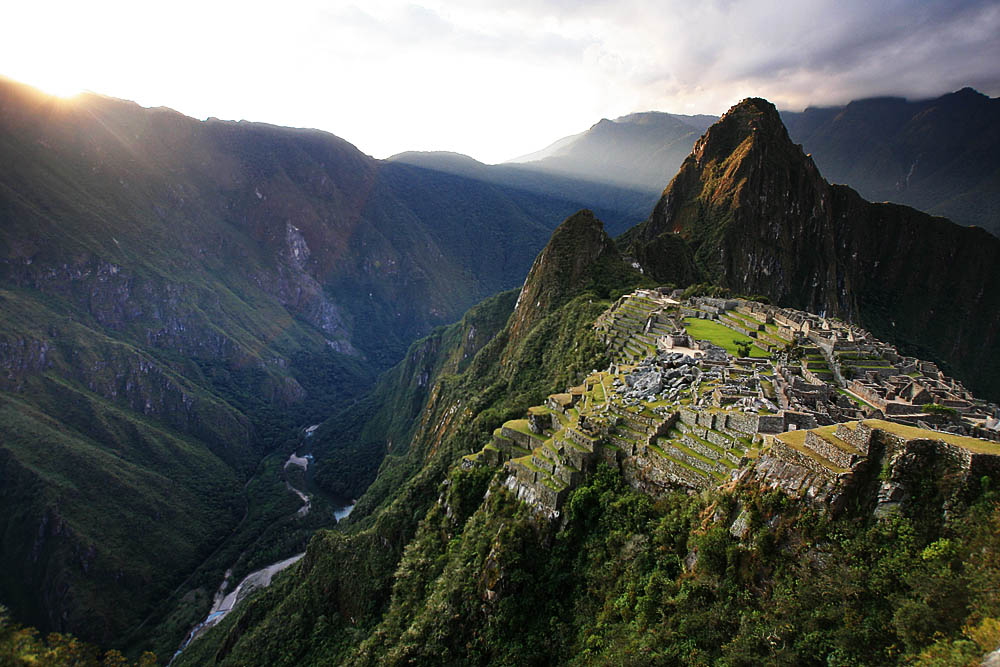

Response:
(1, 78), (998, 666)
(171, 442), (348, 663)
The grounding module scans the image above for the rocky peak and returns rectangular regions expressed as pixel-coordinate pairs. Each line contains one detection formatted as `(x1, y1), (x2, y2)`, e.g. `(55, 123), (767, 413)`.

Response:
(507, 210), (631, 350)
(632, 97), (832, 299)
(688, 97), (796, 167)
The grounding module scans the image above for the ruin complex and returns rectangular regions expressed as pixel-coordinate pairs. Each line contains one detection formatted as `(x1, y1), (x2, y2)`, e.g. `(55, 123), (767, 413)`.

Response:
(464, 290), (1000, 517)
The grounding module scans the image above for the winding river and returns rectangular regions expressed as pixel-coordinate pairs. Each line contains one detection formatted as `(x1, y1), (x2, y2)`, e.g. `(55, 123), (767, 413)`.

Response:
(170, 444), (353, 662)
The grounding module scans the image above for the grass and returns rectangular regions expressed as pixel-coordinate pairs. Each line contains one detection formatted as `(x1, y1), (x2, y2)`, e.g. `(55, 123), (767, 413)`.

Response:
(503, 419), (546, 441)
(512, 454), (546, 474)
(763, 323), (792, 344)
(728, 311), (764, 329)
(773, 429), (848, 473)
(682, 317), (769, 358)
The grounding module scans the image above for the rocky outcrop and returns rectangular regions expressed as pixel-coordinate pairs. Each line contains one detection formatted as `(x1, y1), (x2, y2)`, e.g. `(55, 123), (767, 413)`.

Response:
(507, 210), (632, 350)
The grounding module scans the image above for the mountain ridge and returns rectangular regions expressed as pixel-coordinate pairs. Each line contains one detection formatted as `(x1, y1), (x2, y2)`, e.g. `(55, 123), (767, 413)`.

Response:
(506, 87), (1000, 236)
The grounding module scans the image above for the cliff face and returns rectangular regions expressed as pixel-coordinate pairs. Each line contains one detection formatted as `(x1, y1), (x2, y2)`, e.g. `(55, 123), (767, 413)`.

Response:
(630, 98), (1000, 400)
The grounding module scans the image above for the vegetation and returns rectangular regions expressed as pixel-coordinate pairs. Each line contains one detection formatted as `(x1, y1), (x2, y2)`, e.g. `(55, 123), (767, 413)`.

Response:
(682, 317), (768, 357)
(923, 403), (960, 420)
(0, 78), (654, 657)
(174, 213), (646, 665)
(0, 606), (156, 666)
(288, 460), (1000, 666)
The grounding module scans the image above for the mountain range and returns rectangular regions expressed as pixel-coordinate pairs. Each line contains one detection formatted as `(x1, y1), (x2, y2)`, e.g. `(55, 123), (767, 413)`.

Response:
(499, 88), (1000, 238)
(0, 75), (998, 665)
(171, 96), (1000, 666)
(0, 76), (648, 651)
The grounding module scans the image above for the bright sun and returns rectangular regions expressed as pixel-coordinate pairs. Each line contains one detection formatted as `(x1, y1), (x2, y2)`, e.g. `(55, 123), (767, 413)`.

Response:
(25, 73), (85, 99)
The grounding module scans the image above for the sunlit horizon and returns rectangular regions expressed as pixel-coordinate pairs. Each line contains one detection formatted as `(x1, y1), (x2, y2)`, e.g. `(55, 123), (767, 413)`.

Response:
(4, 1), (998, 164)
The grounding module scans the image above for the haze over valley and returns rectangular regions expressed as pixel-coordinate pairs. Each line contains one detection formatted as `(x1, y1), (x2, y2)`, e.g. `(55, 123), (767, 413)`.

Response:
(2, 2), (999, 665)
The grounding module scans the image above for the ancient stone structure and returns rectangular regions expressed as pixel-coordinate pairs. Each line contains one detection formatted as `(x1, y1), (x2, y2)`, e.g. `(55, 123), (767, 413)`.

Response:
(464, 291), (1000, 518)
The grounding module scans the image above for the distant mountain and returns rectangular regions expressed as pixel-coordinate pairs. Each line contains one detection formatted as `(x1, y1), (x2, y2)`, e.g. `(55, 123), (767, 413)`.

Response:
(626, 97), (1000, 400)
(387, 151), (655, 237)
(509, 90), (1000, 237)
(781, 87), (1000, 237)
(504, 111), (717, 192)
(0, 78), (645, 652)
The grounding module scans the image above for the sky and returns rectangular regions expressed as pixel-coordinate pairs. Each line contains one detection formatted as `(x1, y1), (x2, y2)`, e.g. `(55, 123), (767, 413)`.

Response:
(3, 0), (999, 164)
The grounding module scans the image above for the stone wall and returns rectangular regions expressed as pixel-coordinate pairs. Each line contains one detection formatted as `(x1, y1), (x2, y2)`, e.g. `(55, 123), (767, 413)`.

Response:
(767, 436), (841, 479)
(804, 431), (857, 468)
(834, 422), (873, 455)
(502, 426), (536, 449)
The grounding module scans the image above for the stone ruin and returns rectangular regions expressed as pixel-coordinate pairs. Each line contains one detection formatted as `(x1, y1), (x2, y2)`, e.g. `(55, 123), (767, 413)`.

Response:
(462, 291), (1000, 519)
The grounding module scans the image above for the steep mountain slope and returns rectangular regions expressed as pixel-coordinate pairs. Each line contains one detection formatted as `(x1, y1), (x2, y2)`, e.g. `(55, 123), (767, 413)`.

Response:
(627, 97), (1000, 401)
(174, 211), (644, 666)
(0, 78), (638, 650)
(782, 88), (1000, 237)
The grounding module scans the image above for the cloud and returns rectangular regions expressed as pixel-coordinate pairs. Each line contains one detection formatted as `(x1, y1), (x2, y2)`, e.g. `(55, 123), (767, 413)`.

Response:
(3, 0), (998, 162)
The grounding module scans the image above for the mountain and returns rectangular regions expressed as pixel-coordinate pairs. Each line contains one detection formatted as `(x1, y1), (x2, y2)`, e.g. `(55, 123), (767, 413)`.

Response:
(0, 77), (649, 652)
(173, 197), (1000, 666)
(508, 90), (1000, 237)
(626, 97), (1000, 401)
(386, 151), (655, 238)
(782, 88), (1000, 237)
(505, 111), (717, 192)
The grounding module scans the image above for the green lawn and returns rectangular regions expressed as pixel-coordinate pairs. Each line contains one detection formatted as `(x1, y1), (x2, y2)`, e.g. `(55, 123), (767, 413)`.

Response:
(683, 317), (769, 358)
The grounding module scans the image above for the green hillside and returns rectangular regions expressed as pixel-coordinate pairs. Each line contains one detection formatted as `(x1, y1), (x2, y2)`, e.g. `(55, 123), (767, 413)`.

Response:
(176, 208), (1000, 667)
(0, 78), (648, 655)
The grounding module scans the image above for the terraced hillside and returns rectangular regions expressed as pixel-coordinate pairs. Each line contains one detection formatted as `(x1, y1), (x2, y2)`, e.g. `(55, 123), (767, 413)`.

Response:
(464, 290), (1000, 518)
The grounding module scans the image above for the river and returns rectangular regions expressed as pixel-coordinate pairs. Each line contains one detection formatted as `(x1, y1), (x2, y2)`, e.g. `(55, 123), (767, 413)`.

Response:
(170, 446), (353, 663)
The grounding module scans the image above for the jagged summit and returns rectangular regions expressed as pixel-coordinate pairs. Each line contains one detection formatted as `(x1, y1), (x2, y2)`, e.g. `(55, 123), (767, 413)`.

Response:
(689, 97), (796, 164)
(508, 210), (636, 345)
